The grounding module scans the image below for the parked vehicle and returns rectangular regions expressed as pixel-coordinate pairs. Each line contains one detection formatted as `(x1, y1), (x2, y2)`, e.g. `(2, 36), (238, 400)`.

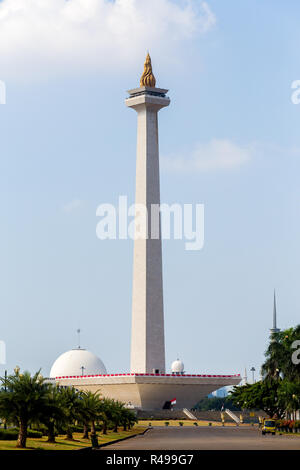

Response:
(262, 419), (276, 435)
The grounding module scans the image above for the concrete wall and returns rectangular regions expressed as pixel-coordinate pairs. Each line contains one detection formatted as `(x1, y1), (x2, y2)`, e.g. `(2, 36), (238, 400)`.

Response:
(56, 375), (241, 410)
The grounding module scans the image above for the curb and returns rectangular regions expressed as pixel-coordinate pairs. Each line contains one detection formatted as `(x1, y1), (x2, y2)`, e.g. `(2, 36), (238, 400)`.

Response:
(78, 427), (150, 451)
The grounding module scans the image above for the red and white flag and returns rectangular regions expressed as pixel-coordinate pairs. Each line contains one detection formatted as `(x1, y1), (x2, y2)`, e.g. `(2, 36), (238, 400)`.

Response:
(171, 398), (176, 405)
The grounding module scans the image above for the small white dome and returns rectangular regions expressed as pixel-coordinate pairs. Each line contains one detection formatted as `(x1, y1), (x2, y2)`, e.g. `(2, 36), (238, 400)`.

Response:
(50, 348), (107, 378)
(171, 359), (185, 374)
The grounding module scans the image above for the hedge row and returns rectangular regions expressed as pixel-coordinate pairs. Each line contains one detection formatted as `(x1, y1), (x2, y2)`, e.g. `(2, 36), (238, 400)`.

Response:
(275, 420), (300, 432)
(0, 429), (43, 440)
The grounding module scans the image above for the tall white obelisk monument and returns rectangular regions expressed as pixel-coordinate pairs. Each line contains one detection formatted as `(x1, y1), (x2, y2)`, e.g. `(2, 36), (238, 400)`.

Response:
(126, 54), (170, 374)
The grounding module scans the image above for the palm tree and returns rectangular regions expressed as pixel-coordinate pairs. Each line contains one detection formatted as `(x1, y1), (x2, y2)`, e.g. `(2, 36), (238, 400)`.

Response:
(59, 386), (83, 440)
(98, 397), (113, 435)
(110, 400), (124, 432)
(96, 398), (137, 433)
(108, 400), (137, 432)
(79, 391), (102, 439)
(0, 370), (49, 448)
(38, 385), (67, 443)
(120, 407), (137, 431)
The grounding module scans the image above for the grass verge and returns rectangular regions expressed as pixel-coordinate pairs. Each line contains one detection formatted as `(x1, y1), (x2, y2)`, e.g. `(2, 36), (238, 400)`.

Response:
(0, 427), (145, 450)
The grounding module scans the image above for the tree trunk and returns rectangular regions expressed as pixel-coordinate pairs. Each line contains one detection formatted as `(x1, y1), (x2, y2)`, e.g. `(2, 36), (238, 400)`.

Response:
(83, 423), (89, 439)
(17, 420), (28, 448)
(113, 422), (118, 432)
(123, 423), (127, 431)
(47, 422), (56, 443)
(91, 420), (96, 435)
(66, 427), (73, 440)
(102, 420), (107, 435)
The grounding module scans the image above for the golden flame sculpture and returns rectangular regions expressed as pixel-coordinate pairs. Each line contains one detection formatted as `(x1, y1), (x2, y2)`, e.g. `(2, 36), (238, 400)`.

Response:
(140, 53), (156, 88)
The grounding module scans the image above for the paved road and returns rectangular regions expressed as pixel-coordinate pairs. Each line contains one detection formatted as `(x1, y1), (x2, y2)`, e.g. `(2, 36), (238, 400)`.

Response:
(101, 426), (300, 450)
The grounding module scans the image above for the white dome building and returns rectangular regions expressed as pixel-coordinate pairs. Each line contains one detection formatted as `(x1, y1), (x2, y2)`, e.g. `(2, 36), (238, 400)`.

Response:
(50, 348), (107, 378)
(171, 359), (185, 375)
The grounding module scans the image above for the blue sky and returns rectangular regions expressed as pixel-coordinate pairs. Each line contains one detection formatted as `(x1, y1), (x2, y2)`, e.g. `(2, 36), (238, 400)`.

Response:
(0, 0), (299, 380)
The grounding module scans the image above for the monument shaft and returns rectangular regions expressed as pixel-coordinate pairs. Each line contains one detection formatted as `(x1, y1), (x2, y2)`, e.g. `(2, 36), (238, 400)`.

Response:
(126, 86), (170, 374)
(52, 57), (243, 410)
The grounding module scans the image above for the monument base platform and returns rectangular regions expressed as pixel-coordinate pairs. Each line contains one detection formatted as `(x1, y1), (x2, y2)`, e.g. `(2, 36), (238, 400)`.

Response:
(54, 373), (241, 410)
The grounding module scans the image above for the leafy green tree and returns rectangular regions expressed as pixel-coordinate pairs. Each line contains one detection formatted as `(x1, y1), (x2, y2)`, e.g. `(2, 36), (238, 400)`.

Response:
(262, 325), (300, 381)
(0, 370), (49, 448)
(195, 396), (241, 411)
(277, 379), (300, 420)
(230, 379), (286, 418)
(230, 325), (300, 420)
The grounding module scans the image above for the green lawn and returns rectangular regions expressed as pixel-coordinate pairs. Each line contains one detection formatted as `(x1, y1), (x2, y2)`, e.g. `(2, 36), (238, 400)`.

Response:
(0, 427), (145, 450)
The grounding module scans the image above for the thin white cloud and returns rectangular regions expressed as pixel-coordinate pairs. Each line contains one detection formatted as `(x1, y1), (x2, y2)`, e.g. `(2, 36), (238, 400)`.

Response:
(62, 199), (84, 213)
(162, 139), (252, 172)
(200, 1), (217, 33)
(0, 0), (216, 80)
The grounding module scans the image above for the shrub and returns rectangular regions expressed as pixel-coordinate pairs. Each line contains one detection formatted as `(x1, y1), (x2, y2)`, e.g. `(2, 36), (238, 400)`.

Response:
(178, 422), (183, 427)
(193, 422), (198, 426)
(71, 425), (84, 433)
(27, 430), (43, 438)
(275, 419), (300, 433)
(164, 422), (169, 426)
(31, 425), (49, 437)
(0, 428), (43, 440)
(0, 429), (18, 440)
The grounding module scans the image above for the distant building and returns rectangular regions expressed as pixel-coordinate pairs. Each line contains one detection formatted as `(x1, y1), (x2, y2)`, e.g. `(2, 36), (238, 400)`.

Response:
(213, 387), (228, 398)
